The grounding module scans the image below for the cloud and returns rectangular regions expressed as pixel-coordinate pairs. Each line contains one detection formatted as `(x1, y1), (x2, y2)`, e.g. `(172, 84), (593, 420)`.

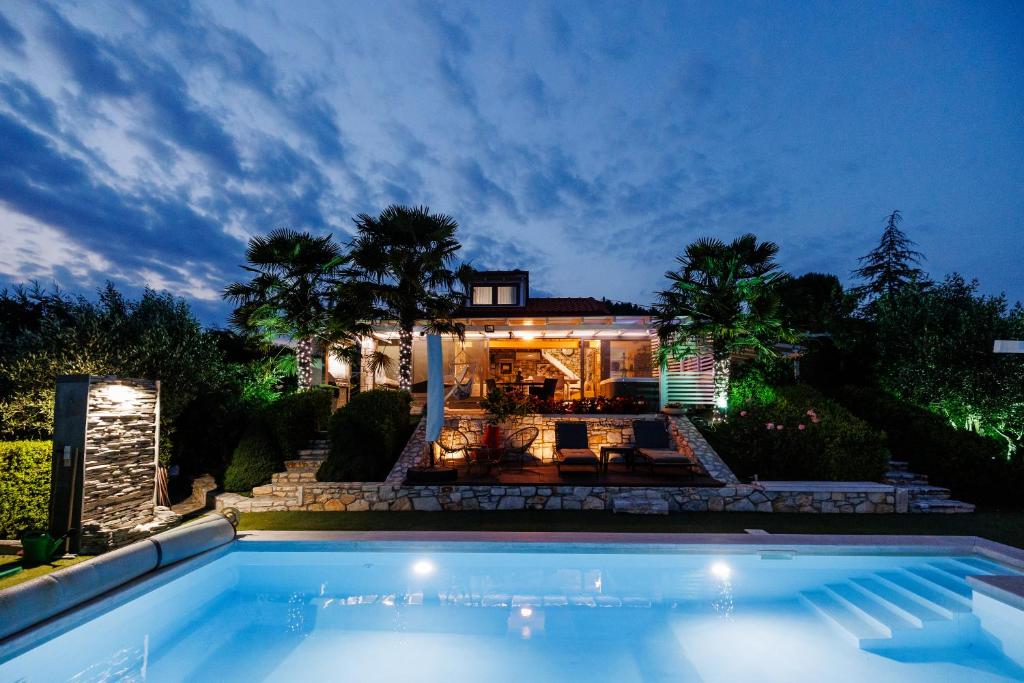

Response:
(0, 10), (25, 56)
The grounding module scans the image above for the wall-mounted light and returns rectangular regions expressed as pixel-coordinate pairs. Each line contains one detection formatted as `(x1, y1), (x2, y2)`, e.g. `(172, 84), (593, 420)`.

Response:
(103, 384), (137, 405)
(484, 324), (495, 333)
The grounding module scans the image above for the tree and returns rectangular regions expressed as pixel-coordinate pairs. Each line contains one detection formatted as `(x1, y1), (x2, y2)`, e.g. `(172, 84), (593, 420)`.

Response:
(0, 282), (225, 442)
(852, 210), (927, 308)
(348, 205), (472, 391)
(654, 234), (795, 414)
(873, 274), (1024, 456)
(224, 229), (347, 389)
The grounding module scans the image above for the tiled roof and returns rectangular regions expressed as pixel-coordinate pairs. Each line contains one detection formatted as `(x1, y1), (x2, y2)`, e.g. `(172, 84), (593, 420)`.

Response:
(459, 296), (610, 317)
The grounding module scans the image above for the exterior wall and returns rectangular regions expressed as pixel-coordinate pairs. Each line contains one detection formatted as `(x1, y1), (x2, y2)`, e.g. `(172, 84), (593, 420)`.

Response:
(74, 377), (178, 552)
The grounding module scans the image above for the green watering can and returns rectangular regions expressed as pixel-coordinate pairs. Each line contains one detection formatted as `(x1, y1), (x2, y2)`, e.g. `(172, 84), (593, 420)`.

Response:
(20, 531), (67, 567)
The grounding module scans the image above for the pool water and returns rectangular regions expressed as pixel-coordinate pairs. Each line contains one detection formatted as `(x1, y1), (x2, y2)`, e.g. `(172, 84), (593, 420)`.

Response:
(2, 543), (1023, 682)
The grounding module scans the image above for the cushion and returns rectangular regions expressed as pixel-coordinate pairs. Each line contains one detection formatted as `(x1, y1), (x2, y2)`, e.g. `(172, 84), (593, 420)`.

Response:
(557, 448), (598, 464)
(638, 448), (694, 464)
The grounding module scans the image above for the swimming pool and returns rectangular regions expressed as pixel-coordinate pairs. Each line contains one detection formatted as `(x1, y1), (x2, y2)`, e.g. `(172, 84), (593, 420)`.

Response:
(2, 535), (1023, 682)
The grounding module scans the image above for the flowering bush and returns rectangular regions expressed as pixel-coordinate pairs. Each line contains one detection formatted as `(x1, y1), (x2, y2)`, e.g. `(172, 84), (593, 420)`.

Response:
(524, 395), (651, 415)
(701, 385), (889, 481)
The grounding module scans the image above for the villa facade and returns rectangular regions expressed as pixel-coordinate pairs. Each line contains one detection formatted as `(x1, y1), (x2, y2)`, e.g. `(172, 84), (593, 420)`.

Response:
(323, 270), (714, 409)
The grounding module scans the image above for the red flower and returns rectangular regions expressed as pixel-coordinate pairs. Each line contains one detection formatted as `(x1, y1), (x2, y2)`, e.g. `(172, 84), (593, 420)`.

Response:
(798, 424), (806, 430)
(740, 410), (748, 417)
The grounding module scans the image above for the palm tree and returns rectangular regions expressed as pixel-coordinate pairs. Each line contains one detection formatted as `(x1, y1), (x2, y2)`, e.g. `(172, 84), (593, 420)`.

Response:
(224, 229), (348, 390)
(348, 205), (472, 391)
(654, 234), (794, 414)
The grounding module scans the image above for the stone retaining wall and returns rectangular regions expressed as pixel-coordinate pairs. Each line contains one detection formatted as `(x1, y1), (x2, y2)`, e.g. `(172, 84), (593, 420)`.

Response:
(217, 480), (901, 514)
(216, 413), (903, 515)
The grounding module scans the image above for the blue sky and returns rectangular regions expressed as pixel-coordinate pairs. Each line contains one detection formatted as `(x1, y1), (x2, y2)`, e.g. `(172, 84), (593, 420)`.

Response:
(0, 0), (1021, 323)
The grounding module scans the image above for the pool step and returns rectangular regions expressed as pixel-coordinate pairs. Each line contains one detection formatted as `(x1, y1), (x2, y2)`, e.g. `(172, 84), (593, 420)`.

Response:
(799, 590), (889, 647)
(802, 561), (999, 651)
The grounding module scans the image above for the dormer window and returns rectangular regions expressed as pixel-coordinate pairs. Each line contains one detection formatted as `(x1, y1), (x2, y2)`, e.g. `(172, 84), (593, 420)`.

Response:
(472, 286), (493, 305)
(471, 284), (519, 306)
(496, 285), (517, 305)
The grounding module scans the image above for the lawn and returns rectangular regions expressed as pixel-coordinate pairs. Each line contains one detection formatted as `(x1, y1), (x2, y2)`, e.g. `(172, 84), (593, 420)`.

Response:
(0, 553), (93, 591)
(238, 510), (1024, 549)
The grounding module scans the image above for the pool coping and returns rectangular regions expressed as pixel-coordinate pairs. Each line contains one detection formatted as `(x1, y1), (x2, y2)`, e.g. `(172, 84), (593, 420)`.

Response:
(3, 531), (1023, 663)
(235, 530), (1024, 566)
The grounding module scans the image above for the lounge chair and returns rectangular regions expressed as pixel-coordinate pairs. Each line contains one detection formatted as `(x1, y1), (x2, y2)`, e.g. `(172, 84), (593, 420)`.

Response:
(554, 422), (600, 476)
(631, 420), (701, 476)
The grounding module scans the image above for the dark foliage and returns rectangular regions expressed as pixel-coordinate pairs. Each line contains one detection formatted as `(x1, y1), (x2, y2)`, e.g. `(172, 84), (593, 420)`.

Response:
(317, 389), (413, 482)
(265, 389), (332, 459)
(830, 386), (1023, 509)
(701, 385), (890, 481)
(223, 418), (282, 493)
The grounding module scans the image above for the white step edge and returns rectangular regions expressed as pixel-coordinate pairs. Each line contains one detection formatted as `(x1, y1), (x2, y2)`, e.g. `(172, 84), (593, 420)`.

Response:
(875, 571), (971, 618)
(906, 567), (973, 600)
(799, 590), (888, 646)
(824, 583), (918, 636)
(850, 577), (949, 627)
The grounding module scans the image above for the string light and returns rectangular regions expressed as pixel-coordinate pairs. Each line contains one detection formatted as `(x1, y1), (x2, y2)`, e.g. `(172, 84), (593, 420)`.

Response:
(297, 339), (313, 389)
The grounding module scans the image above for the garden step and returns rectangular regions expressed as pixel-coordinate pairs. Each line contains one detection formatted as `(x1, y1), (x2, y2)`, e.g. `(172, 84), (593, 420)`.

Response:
(898, 485), (951, 500)
(884, 470), (929, 484)
(297, 448), (329, 457)
(285, 459), (323, 470)
(909, 498), (975, 514)
(251, 485), (274, 496)
(887, 460), (910, 472)
(272, 471), (317, 484)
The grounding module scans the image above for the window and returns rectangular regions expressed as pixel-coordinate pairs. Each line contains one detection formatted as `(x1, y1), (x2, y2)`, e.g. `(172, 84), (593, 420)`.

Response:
(472, 286), (493, 305)
(496, 285), (517, 305)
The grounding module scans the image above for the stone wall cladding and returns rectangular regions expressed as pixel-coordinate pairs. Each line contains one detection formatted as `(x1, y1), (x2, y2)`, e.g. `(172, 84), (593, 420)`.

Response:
(217, 481), (898, 514)
(385, 419), (428, 483)
(79, 378), (179, 553)
(666, 415), (739, 484)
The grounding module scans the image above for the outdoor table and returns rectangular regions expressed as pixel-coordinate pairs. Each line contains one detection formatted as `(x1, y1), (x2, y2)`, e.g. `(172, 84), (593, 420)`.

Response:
(600, 445), (636, 473)
(467, 445), (506, 477)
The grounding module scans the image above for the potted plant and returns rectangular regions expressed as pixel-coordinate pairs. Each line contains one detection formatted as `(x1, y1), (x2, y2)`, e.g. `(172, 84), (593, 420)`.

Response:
(480, 388), (531, 447)
(662, 401), (685, 415)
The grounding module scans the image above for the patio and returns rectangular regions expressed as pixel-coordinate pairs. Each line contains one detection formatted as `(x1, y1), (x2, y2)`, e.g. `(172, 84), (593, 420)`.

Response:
(427, 459), (724, 487)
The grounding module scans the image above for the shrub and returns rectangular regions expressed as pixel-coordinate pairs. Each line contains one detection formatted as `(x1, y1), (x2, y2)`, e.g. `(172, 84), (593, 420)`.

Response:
(317, 389), (412, 482)
(524, 396), (651, 414)
(0, 441), (51, 539)
(701, 385), (889, 481)
(265, 388), (332, 458)
(223, 420), (282, 492)
(830, 386), (1023, 509)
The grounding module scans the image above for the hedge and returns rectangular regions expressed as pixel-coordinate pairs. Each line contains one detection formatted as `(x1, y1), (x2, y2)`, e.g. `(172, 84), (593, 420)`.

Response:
(265, 389), (332, 459)
(701, 385), (890, 481)
(223, 420), (282, 493)
(0, 441), (51, 539)
(830, 386), (1023, 509)
(317, 389), (413, 482)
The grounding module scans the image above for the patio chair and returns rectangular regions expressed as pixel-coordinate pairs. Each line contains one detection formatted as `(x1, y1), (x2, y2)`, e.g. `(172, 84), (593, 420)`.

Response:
(631, 420), (701, 476)
(436, 426), (471, 468)
(541, 377), (558, 400)
(504, 426), (539, 471)
(554, 421), (600, 476)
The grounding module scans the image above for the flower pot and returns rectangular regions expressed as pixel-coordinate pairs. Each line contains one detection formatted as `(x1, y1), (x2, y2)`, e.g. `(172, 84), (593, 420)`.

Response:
(483, 424), (502, 448)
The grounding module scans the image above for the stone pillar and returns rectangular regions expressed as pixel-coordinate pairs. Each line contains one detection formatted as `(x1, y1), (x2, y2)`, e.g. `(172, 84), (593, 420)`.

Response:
(51, 376), (167, 553)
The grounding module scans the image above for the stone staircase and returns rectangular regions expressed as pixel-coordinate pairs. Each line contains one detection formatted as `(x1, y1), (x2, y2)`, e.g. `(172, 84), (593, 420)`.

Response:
(884, 460), (975, 513)
(217, 434), (328, 513)
(800, 557), (1016, 651)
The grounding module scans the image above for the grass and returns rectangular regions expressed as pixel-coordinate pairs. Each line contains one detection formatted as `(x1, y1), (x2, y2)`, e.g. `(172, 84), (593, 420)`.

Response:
(238, 510), (1024, 549)
(0, 553), (93, 591)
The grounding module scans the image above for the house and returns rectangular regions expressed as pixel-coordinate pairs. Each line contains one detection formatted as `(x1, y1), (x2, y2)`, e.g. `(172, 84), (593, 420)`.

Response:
(322, 270), (715, 408)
